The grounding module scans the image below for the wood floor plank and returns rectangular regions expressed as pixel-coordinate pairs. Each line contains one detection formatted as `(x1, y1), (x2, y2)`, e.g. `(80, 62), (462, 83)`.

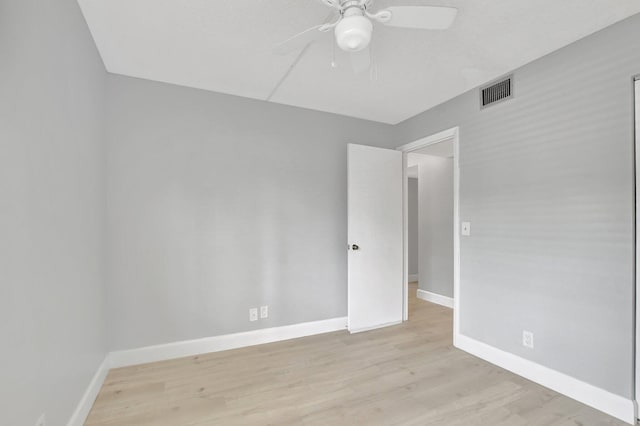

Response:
(85, 283), (625, 425)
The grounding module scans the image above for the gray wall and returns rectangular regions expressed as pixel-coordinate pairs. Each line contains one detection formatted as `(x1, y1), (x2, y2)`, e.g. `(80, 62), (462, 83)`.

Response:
(408, 178), (419, 278)
(0, 0), (107, 425)
(105, 75), (396, 350)
(396, 13), (640, 398)
(417, 156), (454, 298)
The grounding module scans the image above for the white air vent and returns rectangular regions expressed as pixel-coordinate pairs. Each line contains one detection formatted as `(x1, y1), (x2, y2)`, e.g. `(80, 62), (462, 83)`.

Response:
(480, 75), (513, 108)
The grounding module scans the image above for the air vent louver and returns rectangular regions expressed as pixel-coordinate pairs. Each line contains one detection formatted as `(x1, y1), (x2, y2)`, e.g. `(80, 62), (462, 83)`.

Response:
(481, 76), (513, 108)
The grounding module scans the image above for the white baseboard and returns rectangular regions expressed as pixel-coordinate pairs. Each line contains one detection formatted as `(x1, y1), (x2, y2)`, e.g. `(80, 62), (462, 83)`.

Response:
(455, 334), (637, 424)
(70, 320), (635, 425)
(408, 274), (419, 283)
(67, 356), (111, 426)
(68, 317), (348, 424)
(109, 317), (348, 368)
(416, 289), (454, 308)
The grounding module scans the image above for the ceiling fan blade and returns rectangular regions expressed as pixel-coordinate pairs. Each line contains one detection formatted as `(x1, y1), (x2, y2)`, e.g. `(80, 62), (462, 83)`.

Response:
(350, 47), (371, 75)
(273, 25), (329, 55)
(378, 6), (457, 30)
(317, 0), (341, 8)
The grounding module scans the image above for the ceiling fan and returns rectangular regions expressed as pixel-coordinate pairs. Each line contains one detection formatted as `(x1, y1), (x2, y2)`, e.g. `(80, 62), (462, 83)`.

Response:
(273, 0), (458, 74)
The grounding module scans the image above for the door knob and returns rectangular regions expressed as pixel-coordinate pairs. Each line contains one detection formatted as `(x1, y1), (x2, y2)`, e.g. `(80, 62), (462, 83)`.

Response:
(351, 244), (359, 250)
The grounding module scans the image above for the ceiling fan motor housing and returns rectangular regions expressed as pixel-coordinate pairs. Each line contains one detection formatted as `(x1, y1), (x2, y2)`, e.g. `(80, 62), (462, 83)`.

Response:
(335, 9), (373, 52)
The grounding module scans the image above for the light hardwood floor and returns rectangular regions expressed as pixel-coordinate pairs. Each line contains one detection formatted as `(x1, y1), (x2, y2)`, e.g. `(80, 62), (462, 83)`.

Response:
(86, 283), (624, 425)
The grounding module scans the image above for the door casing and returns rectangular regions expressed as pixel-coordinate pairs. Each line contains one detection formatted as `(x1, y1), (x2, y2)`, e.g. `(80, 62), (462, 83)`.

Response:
(396, 127), (461, 342)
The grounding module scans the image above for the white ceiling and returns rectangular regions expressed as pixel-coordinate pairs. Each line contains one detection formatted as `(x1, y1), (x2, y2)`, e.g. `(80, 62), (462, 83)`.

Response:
(78, 0), (640, 124)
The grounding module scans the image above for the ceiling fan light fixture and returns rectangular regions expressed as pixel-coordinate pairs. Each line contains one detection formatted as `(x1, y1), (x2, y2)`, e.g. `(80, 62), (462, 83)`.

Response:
(335, 15), (372, 52)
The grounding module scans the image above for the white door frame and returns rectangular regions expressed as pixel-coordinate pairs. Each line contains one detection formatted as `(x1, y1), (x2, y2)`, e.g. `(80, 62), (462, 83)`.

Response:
(633, 76), (639, 417)
(396, 127), (461, 341)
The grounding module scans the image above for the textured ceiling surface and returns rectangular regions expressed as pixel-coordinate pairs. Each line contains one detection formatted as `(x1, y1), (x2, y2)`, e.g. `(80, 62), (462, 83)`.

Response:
(78, 0), (640, 124)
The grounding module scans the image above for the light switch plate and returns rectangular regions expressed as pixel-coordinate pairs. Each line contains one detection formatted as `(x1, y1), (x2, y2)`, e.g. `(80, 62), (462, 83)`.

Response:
(260, 305), (268, 319)
(461, 221), (471, 236)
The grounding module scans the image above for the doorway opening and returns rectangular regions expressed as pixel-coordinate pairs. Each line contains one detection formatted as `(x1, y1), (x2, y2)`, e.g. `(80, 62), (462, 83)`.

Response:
(397, 128), (460, 337)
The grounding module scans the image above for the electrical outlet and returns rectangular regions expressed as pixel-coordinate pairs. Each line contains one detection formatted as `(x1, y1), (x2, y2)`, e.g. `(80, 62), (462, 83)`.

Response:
(260, 305), (268, 319)
(36, 414), (46, 426)
(523, 330), (534, 349)
(249, 308), (258, 322)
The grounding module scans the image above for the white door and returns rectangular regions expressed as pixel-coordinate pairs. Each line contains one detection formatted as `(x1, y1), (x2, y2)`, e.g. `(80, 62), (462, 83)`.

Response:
(348, 143), (403, 333)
